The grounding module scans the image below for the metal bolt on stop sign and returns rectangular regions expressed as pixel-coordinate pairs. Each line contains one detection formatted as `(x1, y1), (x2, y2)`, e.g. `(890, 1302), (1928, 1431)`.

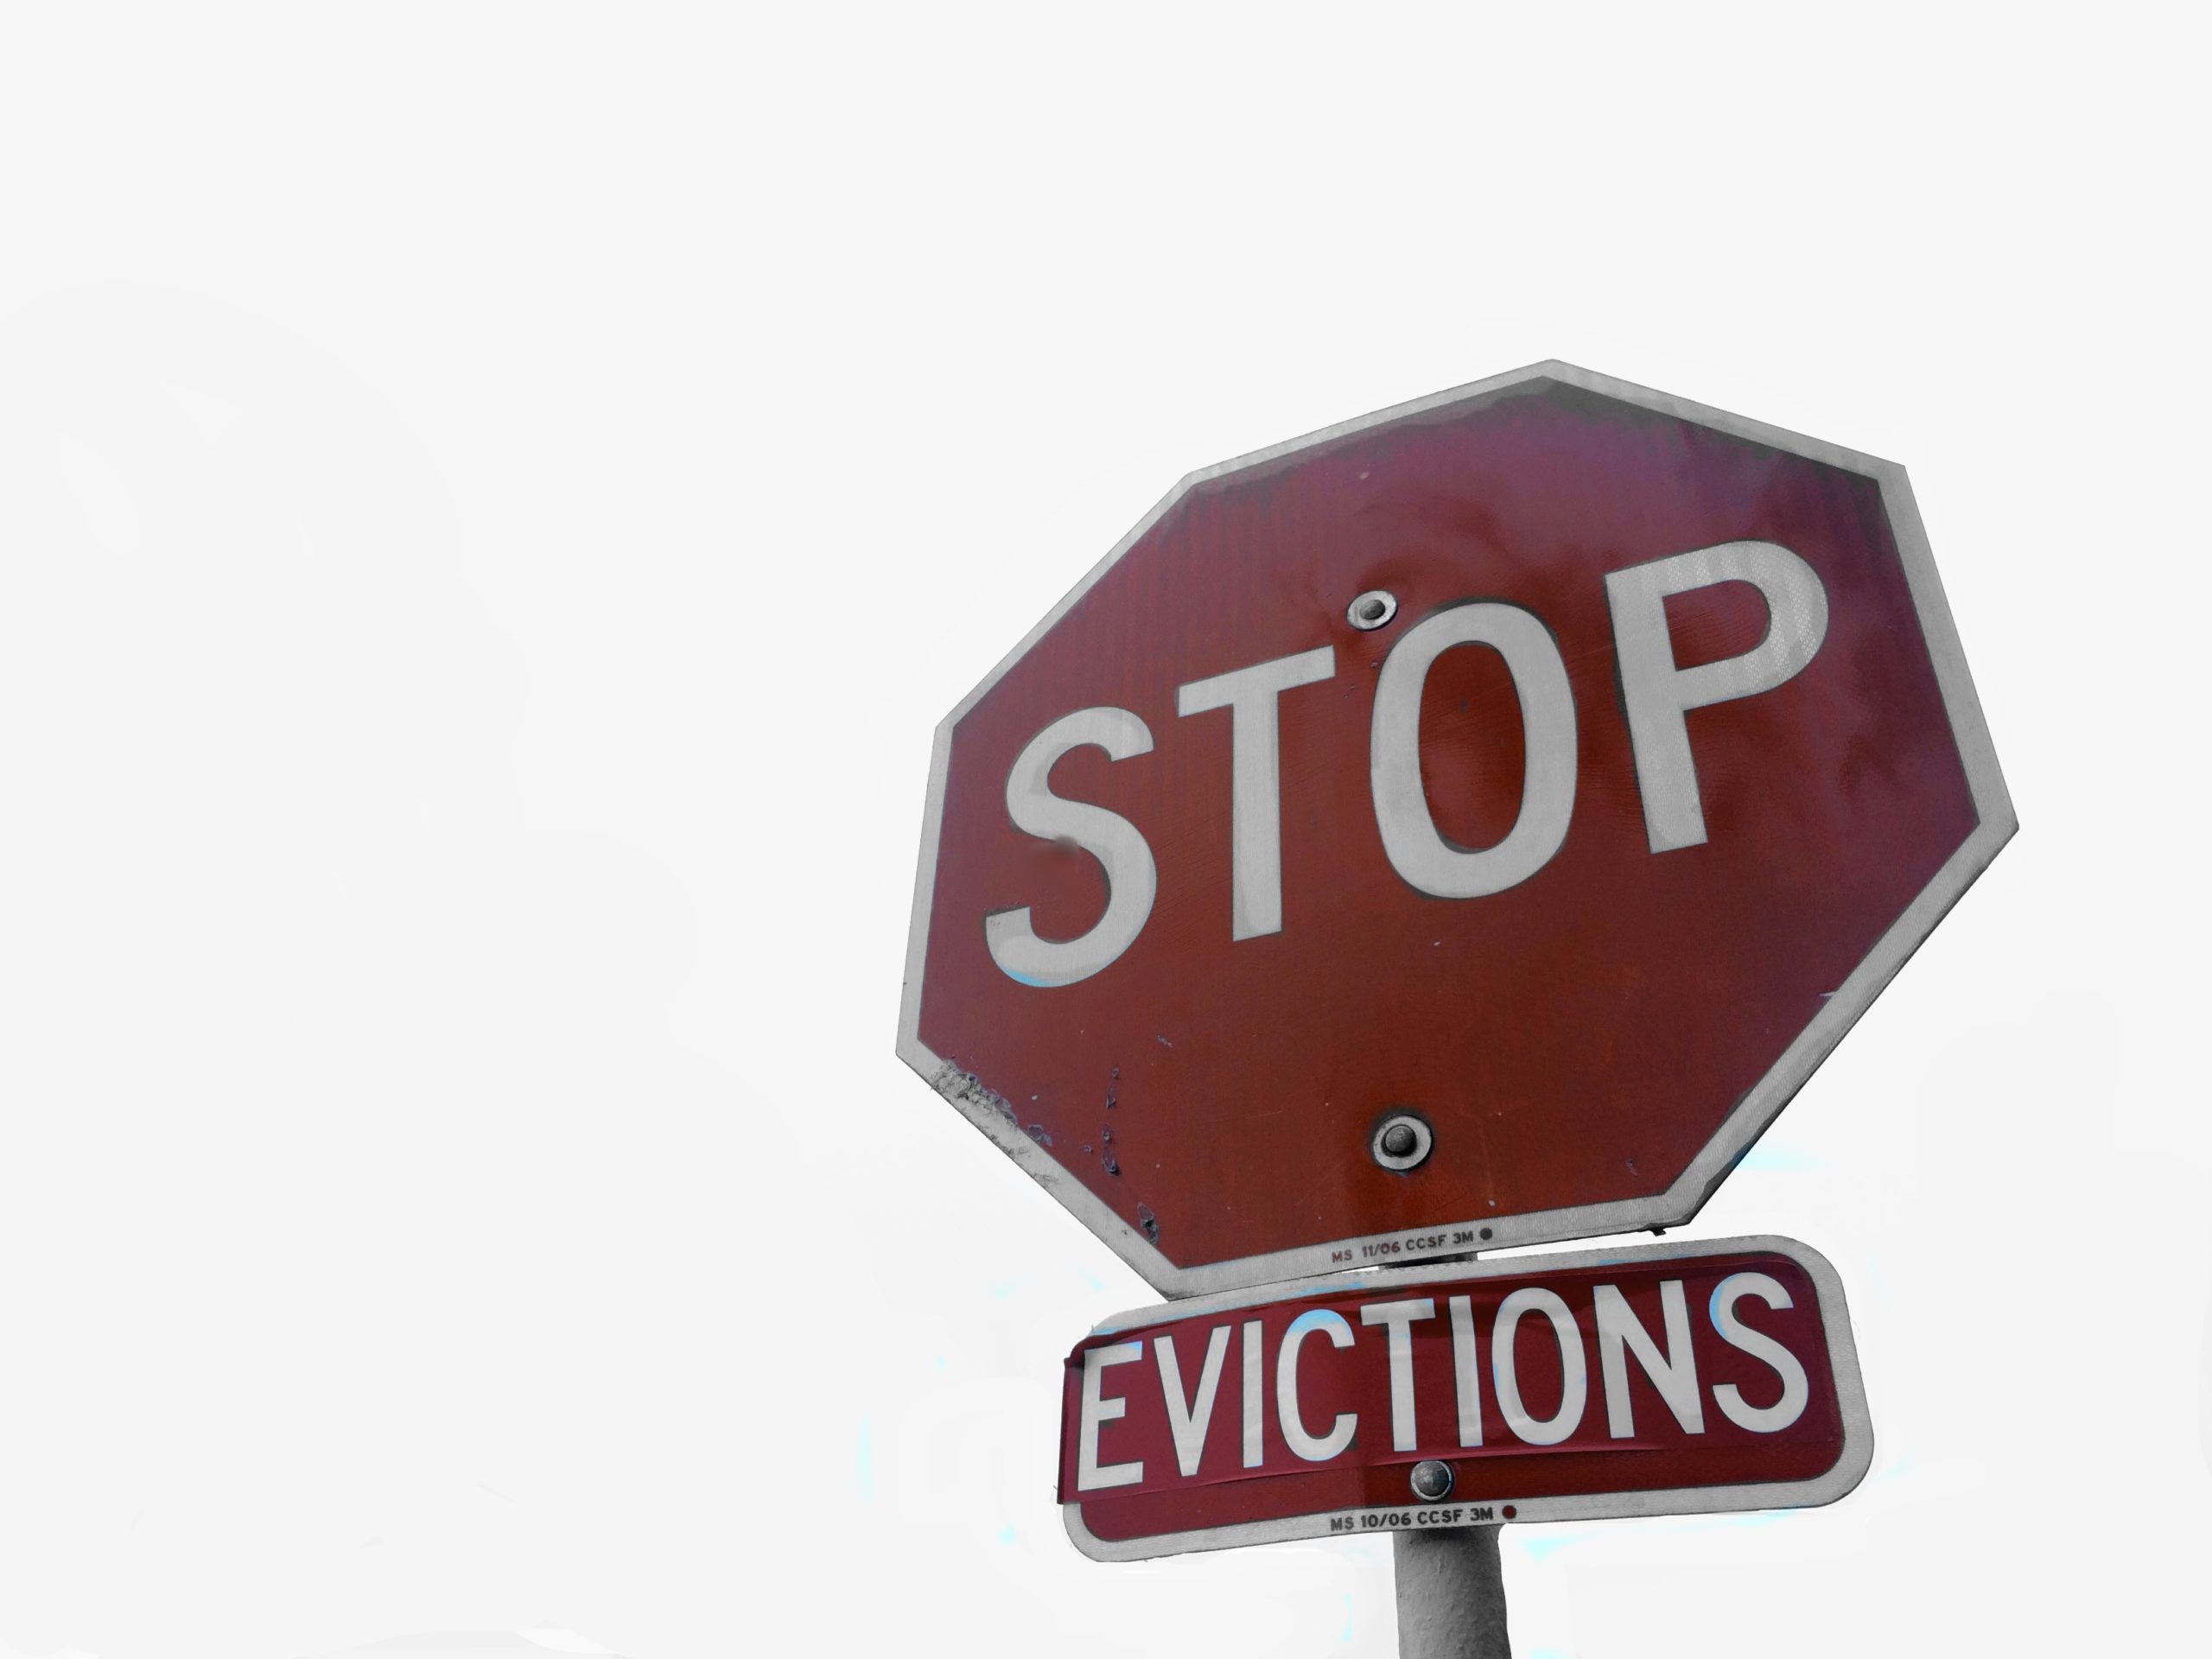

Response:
(1373, 1111), (1433, 1171)
(1349, 588), (1399, 630)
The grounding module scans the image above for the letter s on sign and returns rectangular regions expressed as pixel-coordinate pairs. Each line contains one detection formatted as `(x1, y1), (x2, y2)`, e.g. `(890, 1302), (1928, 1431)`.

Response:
(1708, 1272), (1811, 1433)
(985, 707), (1157, 988)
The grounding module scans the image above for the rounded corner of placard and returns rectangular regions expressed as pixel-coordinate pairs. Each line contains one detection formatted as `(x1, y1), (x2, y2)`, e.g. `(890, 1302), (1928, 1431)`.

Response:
(1825, 1418), (1877, 1505)
(1061, 1503), (1123, 1562)
(1713, 1237), (1859, 1351)
(1765, 1233), (1841, 1286)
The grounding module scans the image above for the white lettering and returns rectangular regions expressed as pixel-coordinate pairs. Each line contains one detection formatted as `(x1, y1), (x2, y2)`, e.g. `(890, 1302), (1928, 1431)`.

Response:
(1605, 541), (1830, 853)
(1242, 1319), (1265, 1468)
(1076, 1340), (1145, 1491)
(1277, 1308), (1357, 1461)
(1155, 1325), (1231, 1478)
(1709, 1272), (1810, 1433)
(1594, 1280), (1704, 1438)
(1449, 1293), (1484, 1447)
(985, 706), (1157, 987)
(1370, 603), (1578, 899)
(1177, 645), (1335, 940)
(1359, 1297), (1437, 1452)
(1491, 1287), (1588, 1446)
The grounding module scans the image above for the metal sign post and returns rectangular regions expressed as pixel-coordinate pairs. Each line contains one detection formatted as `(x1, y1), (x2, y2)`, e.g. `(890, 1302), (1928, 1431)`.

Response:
(1395, 1526), (1510, 1659)
(897, 364), (2009, 1652)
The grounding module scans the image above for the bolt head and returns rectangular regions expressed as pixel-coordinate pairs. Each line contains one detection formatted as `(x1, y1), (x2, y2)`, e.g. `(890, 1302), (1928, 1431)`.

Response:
(1347, 589), (1399, 631)
(1371, 1111), (1433, 1171)
(1410, 1460), (1454, 1502)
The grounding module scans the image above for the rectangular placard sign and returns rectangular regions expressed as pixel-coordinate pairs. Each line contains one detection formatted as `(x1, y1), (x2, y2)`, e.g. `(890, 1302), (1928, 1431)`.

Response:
(1059, 1236), (1869, 1560)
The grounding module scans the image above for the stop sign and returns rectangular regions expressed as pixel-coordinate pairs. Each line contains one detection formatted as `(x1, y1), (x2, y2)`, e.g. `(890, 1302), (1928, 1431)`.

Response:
(899, 363), (2012, 1297)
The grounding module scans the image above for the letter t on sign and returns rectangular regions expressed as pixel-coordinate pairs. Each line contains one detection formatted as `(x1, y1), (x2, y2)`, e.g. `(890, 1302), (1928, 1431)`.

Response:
(1178, 645), (1335, 940)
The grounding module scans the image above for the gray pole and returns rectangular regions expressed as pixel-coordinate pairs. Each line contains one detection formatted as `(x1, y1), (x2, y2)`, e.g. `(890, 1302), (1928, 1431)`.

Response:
(1394, 1525), (1511, 1658)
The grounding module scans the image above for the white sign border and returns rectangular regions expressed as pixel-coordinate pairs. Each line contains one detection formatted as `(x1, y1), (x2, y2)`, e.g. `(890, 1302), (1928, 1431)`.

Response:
(896, 360), (2016, 1298)
(1060, 1234), (1873, 1561)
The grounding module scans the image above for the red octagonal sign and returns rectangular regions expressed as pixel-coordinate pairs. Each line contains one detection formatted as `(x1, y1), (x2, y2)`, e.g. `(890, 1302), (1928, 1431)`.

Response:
(899, 363), (2012, 1296)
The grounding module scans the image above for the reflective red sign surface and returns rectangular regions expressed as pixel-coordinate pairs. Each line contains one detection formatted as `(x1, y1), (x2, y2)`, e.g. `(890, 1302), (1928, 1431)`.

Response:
(900, 364), (2012, 1294)
(1058, 1237), (1867, 1560)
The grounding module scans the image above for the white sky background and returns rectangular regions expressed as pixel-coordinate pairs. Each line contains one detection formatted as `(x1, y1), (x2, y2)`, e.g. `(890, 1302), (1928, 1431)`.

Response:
(0, 6), (2203, 1656)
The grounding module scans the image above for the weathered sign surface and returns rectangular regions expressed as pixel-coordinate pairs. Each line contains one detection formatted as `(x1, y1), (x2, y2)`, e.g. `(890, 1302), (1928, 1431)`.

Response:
(1059, 1236), (1868, 1560)
(899, 362), (2012, 1294)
